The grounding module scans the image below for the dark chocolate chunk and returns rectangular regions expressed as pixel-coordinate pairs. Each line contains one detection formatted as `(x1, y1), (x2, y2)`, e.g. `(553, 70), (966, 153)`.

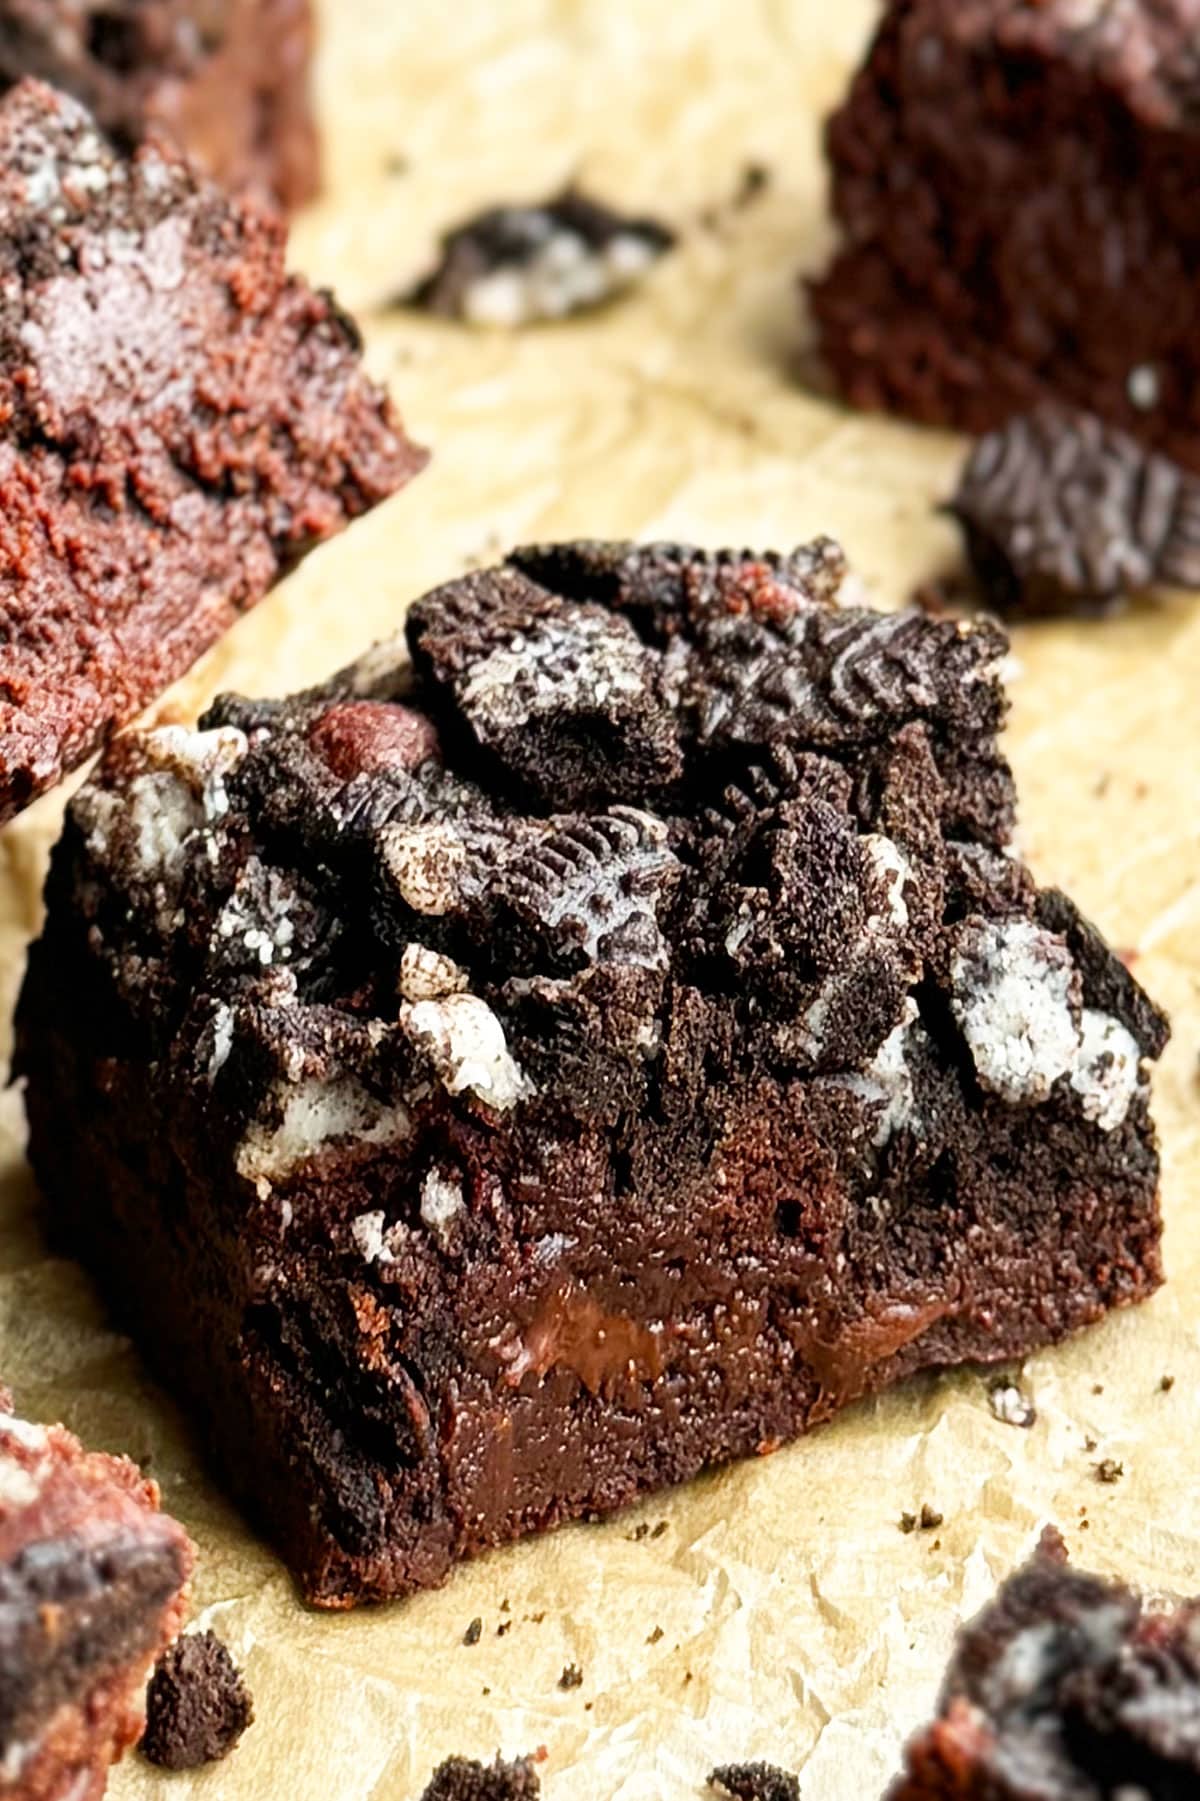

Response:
(949, 407), (1200, 617)
(406, 187), (673, 325)
(141, 1630), (253, 1770)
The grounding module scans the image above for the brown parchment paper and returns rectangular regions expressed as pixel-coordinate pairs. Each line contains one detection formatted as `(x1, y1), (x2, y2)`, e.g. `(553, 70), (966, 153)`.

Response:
(2, 2), (1200, 1796)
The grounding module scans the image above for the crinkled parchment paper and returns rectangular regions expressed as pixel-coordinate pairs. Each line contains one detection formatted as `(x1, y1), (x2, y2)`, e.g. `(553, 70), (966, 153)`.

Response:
(1, 3), (1199, 1796)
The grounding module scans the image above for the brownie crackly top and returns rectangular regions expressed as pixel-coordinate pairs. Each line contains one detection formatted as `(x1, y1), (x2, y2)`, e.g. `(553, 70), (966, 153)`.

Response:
(58, 538), (1167, 1195)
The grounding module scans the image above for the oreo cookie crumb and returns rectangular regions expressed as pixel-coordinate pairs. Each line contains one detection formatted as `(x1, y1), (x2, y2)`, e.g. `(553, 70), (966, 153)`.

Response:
(405, 189), (673, 326)
(463, 1618), (483, 1646)
(419, 1754), (540, 1801)
(140, 1630), (253, 1771)
(1095, 1459), (1124, 1485)
(949, 406), (1200, 617)
(709, 1761), (801, 1801)
(988, 1379), (1037, 1429)
(558, 1663), (583, 1690)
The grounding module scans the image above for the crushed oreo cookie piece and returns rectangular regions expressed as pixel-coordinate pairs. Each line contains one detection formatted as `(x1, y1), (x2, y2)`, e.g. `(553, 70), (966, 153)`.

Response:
(988, 1380), (1037, 1429)
(419, 1754), (540, 1801)
(709, 1761), (800, 1801)
(405, 187), (674, 325)
(141, 1630), (253, 1770)
(950, 406), (1200, 617)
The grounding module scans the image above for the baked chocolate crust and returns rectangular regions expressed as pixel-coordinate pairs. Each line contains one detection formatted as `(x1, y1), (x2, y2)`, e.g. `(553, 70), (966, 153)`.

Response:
(890, 1527), (1200, 1798)
(16, 539), (1167, 1608)
(0, 78), (425, 826)
(811, 0), (1200, 470)
(0, 1402), (192, 1799)
(0, 0), (319, 209)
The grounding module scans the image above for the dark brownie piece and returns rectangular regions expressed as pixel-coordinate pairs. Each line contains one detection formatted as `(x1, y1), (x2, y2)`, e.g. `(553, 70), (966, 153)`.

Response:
(407, 188), (674, 325)
(140, 1629), (253, 1770)
(0, 78), (425, 826)
(16, 538), (1168, 1607)
(0, 1391), (193, 1800)
(419, 1755), (540, 1801)
(709, 1761), (801, 1801)
(0, 0), (318, 209)
(949, 406), (1200, 618)
(890, 1527), (1200, 1798)
(811, 1), (1200, 471)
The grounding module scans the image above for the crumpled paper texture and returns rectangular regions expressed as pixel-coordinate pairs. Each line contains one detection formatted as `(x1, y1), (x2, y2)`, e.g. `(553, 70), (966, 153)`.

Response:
(1, 2), (1199, 1796)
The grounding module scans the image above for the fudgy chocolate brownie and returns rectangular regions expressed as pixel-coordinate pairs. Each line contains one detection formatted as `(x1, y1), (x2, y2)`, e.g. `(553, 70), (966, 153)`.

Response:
(16, 539), (1168, 1607)
(890, 1527), (1200, 1798)
(0, 78), (425, 826)
(811, 1), (1200, 471)
(949, 406), (1200, 618)
(408, 189), (674, 326)
(140, 1629), (253, 1771)
(0, 0), (318, 209)
(0, 1391), (193, 1800)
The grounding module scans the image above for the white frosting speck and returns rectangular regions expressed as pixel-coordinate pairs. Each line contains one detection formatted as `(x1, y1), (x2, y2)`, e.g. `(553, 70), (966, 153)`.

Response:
(401, 993), (529, 1110)
(79, 724), (247, 887)
(380, 823), (466, 916)
(1071, 1008), (1142, 1131)
(351, 1211), (394, 1265)
(237, 1078), (412, 1180)
(831, 1000), (920, 1145)
(399, 943), (469, 1002)
(206, 1005), (236, 1082)
(951, 920), (1080, 1105)
(862, 834), (910, 928)
(460, 614), (645, 735)
(420, 1170), (465, 1248)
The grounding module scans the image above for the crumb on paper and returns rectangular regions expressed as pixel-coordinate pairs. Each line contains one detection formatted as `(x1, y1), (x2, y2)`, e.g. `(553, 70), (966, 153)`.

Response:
(900, 1504), (944, 1534)
(558, 1663), (583, 1691)
(651, 1520), (668, 1539)
(1161, 1374), (1176, 1392)
(1095, 1458), (1124, 1484)
(987, 1379), (1037, 1429)
(463, 1618), (482, 1646)
(646, 1625), (663, 1645)
(497, 1621), (512, 1637)
(1084, 1436), (1098, 1453)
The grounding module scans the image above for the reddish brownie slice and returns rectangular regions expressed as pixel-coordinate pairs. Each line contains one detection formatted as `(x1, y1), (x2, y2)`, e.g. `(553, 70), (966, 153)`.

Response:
(0, 1393), (193, 1800)
(0, 0), (318, 209)
(811, 1), (1200, 471)
(0, 77), (426, 825)
(891, 1527), (1200, 1798)
(16, 539), (1167, 1608)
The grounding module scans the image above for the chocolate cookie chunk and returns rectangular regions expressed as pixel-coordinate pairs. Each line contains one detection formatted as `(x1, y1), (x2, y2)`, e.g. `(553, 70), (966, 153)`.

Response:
(950, 407), (1200, 616)
(141, 1630), (253, 1770)
(891, 1527), (1200, 1798)
(16, 538), (1167, 1607)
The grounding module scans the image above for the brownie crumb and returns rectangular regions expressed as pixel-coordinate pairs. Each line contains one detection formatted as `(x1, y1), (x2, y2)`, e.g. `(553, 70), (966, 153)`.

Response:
(1085, 1437), (1098, 1453)
(988, 1379), (1037, 1429)
(949, 406), (1200, 618)
(651, 1521), (669, 1539)
(709, 1761), (801, 1801)
(405, 188), (674, 325)
(646, 1626), (664, 1645)
(140, 1631), (253, 1771)
(1095, 1459), (1124, 1485)
(463, 1618), (483, 1646)
(627, 1523), (651, 1542)
(1092, 1384), (1104, 1396)
(558, 1663), (583, 1691)
(1161, 1374), (1176, 1392)
(496, 1621), (511, 1638)
(419, 1754), (540, 1801)
(901, 1505), (944, 1534)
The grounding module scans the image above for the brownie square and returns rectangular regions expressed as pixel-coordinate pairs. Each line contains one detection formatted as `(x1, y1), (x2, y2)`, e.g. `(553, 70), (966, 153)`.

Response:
(0, 77), (425, 826)
(811, 0), (1200, 471)
(16, 539), (1168, 1607)
(0, 0), (319, 209)
(0, 1393), (193, 1798)
(891, 1527), (1200, 1797)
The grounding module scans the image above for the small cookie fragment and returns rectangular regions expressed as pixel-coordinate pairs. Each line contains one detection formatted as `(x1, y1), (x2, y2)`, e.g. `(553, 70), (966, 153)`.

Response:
(141, 1629), (254, 1770)
(987, 1380), (1036, 1429)
(407, 187), (674, 324)
(419, 1754), (541, 1801)
(949, 407), (1200, 617)
(890, 1526), (1200, 1798)
(709, 1762), (801, 1801)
